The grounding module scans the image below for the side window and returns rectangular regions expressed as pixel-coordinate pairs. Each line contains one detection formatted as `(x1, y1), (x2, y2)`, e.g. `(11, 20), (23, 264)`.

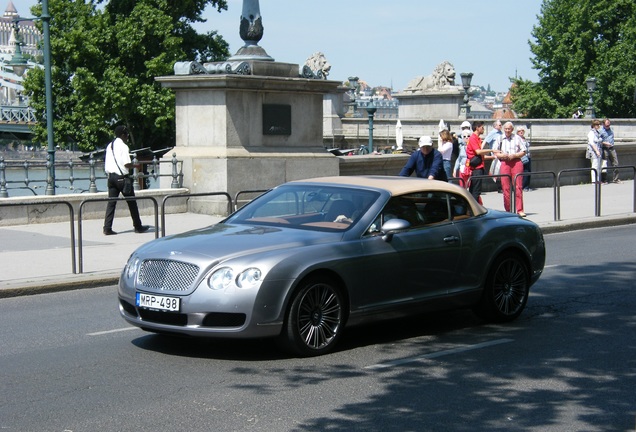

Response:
(417, 192), (450, 225)
(382, 195), (425, 228)
(449, 194), (473, 220)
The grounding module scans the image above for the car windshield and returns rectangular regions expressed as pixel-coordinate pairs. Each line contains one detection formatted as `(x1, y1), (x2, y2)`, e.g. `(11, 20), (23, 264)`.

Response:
(226, 184), (380, 231)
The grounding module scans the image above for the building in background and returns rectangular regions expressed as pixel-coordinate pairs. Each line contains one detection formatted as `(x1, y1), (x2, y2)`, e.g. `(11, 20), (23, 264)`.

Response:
(0, 0), (41, 106)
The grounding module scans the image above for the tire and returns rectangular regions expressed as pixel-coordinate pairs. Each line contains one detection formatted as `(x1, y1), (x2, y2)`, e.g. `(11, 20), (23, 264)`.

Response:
(279, 277), (345, 357)
(476, 252), (529, 322)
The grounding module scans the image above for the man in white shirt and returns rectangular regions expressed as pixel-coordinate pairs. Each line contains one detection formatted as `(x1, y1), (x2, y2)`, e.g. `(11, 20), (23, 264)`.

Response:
(103, 125), (149, 235)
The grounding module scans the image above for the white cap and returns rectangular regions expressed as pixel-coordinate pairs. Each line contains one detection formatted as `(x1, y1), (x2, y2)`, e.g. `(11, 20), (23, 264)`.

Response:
(418, 136), (433, 147)
(460, 121), (471, 129)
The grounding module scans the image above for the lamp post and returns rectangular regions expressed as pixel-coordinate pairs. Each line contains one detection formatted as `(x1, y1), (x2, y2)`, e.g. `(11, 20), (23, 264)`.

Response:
(460, 72), (473, 120)
(585, 77), (597, 119)
(347, 76), (359, 117)
(9, 1), (55, 195)
(366, 99), (377, 154)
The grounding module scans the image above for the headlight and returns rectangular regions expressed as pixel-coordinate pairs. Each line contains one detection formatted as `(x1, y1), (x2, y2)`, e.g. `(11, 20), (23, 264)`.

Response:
(207, 267), (263, 290)
(208, 267), (234, 290)
(126, 256), (140, 279)
(236, 268), (262, 289)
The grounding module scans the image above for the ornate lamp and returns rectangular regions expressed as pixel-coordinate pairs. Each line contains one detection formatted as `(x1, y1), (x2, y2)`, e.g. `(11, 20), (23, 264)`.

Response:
(7, 23), (28, 77)
(460, 72), (473, 119)
(585, 77), (597, 119)
(10, 1), (56, 195)
(228, 0), (274, 61)
(366, 100), (377, 154)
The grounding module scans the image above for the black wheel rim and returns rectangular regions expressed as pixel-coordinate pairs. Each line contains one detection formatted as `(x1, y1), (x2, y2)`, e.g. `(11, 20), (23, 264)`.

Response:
(297, 283), (342, 350)
(492, 258), (527, 316)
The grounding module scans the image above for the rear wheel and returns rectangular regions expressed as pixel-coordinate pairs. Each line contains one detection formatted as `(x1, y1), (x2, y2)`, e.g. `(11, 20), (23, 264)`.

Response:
(476, 252), (529, 322)
(279, 277), (345, 357)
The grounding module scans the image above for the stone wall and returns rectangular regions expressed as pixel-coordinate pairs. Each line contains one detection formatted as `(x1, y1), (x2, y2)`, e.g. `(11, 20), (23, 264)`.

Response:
(0, 188), (189, 226)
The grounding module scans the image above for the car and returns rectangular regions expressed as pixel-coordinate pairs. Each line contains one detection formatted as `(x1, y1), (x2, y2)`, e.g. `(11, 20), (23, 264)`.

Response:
(118, 176), (545, 356)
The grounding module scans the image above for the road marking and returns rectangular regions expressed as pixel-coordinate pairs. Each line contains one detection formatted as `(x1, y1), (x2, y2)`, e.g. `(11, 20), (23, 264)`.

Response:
(365, 338), (514, 370)
(87, 327), (139, 336)
(544, 264), (559, 268)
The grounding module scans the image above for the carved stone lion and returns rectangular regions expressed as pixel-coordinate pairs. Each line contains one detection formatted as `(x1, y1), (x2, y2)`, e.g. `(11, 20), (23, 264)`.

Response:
(405, 61), (457, 92)
(303, 52), (331, 79)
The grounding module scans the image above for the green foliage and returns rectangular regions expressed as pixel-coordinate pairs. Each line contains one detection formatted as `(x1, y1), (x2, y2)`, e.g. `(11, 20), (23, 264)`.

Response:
(22, 0), (229, 152)
(512, 0), (636, 118)
(510, 79), (559, 119)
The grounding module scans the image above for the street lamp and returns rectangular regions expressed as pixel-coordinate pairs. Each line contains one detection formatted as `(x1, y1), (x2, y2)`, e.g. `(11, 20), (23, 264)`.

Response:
(366, 99), (377, 154)
(347, 76), (359, 117)
(9, 1), (55, 195)
(460, 72), (473, 119)
(585, 77), (597, 119)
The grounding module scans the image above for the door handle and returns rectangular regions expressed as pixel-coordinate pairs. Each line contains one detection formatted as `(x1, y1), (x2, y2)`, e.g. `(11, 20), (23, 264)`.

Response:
(443, 236), (459, 243)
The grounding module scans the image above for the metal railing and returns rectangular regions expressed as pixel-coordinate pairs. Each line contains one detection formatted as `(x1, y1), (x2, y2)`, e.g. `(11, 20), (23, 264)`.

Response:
(0, 200), (76, 274)
(0, 152), (184, 198)
(160, 192), (232, 237)
(0, 105), (36, 123)
(77, 196), (159, 274)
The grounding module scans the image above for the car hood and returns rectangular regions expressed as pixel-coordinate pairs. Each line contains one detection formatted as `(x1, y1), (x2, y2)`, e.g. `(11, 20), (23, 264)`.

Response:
(134, 223), (341, 261)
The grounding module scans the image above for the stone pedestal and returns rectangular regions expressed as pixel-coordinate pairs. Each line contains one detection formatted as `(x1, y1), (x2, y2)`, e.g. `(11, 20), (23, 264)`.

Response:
(394, 88), (465, 121)
(156, 68), (342, 214)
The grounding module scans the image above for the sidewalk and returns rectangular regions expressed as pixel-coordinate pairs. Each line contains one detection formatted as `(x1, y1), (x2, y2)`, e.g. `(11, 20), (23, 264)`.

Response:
(1, 181), (635, 297)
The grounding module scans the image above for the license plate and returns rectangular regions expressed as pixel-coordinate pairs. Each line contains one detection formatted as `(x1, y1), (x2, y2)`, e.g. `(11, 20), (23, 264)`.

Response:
(136, 292), (180, 312)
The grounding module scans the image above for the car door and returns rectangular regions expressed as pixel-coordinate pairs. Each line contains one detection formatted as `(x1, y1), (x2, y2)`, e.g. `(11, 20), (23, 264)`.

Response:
(358, 193), (463, 309)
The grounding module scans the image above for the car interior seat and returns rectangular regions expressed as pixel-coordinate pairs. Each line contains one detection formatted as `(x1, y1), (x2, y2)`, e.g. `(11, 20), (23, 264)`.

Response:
(325, 199), (355, 222)
(422, 200), (449, 224)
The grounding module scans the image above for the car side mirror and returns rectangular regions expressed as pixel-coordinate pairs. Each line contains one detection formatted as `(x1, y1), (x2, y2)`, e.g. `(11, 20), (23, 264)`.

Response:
(381, 218), (411, 242)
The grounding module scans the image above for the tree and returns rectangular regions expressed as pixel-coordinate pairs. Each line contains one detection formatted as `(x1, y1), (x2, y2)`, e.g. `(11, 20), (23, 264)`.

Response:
(512, 0), (636, 118)
(23, 0), (229, 152)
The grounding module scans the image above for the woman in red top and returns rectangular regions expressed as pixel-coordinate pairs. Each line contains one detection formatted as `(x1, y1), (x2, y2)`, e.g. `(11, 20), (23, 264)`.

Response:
(465, 121), (493, 204)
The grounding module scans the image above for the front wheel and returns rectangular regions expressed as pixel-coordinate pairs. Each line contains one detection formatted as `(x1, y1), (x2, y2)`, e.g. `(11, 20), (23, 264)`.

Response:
(475, 252), (529, 322)
(279, 277), (345, 357)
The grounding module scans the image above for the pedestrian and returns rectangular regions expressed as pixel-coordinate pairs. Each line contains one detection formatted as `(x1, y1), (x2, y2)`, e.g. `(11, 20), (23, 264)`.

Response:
(517, 125), (532, 191)
(484, 120), (503, 192)
(438, 129), (453, 180)
(493, 121), (527, 217)
(572, 107), (584, 119)
(453, 129), (471, 188)
(399, 135), (447, 181)
(103, 125), (150, 235)
(466, 121), (494, 204)
(586, 119), (603, 184)
(599, 118), (621, 183)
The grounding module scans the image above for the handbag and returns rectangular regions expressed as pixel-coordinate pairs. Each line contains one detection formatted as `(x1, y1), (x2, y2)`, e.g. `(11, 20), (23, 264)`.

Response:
(469, 155), (482, 168)
(122, 176), (133, 195)
(489, 158), (501, 181)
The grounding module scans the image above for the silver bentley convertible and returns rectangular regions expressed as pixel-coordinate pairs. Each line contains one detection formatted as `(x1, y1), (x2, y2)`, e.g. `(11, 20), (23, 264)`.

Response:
(118, 176), (545, 356)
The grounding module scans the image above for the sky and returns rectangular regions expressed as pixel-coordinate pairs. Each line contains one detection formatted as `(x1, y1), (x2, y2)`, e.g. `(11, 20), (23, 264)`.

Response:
(8, 0), (544, 92)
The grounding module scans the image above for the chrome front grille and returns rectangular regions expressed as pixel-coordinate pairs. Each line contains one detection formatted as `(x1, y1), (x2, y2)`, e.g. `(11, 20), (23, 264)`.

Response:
(138, 259), (200, 291)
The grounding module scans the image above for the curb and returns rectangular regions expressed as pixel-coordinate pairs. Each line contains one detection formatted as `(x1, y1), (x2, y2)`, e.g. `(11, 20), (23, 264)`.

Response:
(539, 213), (636, 234)
(0, 275), (119, 299)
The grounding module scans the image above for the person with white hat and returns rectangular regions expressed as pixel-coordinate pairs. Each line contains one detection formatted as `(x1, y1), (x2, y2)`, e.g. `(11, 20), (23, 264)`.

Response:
(398, 136), (447, 181)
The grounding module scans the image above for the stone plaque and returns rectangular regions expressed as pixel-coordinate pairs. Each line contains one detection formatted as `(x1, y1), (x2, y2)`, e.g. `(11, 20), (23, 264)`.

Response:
(263, 104), (291, 135)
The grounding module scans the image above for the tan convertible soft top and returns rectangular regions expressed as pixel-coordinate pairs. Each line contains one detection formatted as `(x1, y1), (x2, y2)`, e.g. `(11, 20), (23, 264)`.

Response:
(295, 175), (487, 216)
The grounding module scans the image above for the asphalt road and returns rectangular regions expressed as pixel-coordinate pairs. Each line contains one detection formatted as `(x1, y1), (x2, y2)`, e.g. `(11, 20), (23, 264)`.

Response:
(1, 225), (635, 432)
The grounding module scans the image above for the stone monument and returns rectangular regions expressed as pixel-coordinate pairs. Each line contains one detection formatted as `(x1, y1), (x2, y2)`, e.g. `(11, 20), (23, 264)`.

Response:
(394, 61), (467, 121)
(157, 0), (341, 214)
